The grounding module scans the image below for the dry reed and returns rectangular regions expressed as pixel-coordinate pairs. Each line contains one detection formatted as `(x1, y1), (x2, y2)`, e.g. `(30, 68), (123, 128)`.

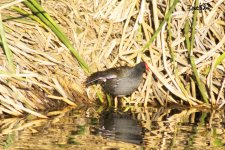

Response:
(0, 0), (224, 117)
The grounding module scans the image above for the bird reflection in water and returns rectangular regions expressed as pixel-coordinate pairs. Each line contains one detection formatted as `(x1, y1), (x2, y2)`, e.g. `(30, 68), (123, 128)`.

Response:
(91, 110), (143, 145)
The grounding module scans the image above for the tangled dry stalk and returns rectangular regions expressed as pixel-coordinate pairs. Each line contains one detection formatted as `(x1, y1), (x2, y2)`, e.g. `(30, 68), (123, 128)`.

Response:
(0, 0), (224, 117)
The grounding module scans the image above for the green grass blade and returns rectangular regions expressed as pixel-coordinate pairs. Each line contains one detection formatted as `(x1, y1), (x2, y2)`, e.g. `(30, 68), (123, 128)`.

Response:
(185, 0), (209, 104)
(0, 13), (15, 73)
(214, 51), (225, 68)
(22, 0), (89, 73)
(141, 0), (179, 52)
(10, 6), (49, 30)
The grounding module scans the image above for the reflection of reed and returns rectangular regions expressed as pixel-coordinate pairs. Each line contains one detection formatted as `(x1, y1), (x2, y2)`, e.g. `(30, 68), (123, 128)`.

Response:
(0, 106), (87, 149)
(1, 106), (225, 149)
(0, 107), (142, 149)
(0, 118), (47, 135)
(131, 107), (225, 149)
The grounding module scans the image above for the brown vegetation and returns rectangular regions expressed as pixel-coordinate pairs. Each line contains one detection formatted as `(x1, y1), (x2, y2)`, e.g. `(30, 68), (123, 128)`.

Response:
(0, 0), (224, 117)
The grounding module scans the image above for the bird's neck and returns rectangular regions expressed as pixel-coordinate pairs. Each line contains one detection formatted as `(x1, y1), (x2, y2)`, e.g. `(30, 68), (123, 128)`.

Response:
(130, 67), (145, 77)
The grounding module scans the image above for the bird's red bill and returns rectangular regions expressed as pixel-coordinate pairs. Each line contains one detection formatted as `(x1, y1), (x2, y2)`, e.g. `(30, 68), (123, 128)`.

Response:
(145, 63), (150, 71)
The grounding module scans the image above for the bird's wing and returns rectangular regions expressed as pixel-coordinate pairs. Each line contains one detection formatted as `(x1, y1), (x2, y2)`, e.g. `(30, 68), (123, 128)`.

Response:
(85, 69), (118, 85)
(85, 66), (132, 85)
(115, 66), (133, 78)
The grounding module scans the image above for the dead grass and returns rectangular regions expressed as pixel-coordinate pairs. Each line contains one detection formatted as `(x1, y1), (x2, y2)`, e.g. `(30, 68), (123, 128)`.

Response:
(0, 0), (224, 117)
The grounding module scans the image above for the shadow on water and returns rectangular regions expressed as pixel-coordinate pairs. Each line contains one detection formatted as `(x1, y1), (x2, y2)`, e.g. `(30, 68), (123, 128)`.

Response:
(0, 105), (225, 149)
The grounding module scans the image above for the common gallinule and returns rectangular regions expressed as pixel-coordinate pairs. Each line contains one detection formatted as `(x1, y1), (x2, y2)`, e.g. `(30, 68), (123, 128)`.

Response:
(86, 62), (149, 96)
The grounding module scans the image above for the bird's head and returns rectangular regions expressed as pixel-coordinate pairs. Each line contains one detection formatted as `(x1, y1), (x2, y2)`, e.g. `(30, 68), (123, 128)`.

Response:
(135, 61), (150, 73)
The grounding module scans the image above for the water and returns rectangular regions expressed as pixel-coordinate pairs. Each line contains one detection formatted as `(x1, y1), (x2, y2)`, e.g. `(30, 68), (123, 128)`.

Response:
(0, 106), (225, 149)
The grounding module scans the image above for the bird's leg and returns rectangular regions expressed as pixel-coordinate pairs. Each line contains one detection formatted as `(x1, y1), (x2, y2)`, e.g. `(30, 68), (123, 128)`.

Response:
(106, 94), (112, 107)
(114, 96), (118, 111)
